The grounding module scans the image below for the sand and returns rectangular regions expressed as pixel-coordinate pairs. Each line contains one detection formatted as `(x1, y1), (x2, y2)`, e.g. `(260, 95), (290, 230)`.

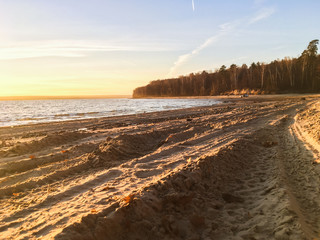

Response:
(1, 94), (320, 239)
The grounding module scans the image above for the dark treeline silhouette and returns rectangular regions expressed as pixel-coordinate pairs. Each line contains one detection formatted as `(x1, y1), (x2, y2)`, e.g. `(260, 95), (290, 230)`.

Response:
(133, 40), (320, 97)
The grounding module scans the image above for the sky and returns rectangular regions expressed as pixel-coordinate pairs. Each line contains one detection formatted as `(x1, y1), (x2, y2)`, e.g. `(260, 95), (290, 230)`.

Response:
(0, 0), (319, 97)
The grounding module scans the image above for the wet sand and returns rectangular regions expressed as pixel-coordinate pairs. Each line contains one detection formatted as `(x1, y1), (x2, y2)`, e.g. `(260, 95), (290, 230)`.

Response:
(1, 95), (320, 239)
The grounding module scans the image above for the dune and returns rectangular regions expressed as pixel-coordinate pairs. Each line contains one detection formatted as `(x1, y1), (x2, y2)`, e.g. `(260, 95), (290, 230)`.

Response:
(0, 95), (320, 239)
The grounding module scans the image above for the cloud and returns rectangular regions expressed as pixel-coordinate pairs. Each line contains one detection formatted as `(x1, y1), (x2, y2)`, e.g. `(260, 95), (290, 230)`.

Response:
(168, 3), (275, 77)
(253, 0), (267, 7)
(168, 21), (238, 76)
(0, 47), (84, 60)
(168, 36), (219, 76)
(192, 0), (195, 11)
(0, 40), (176, 60)
(249, 7), (275, 24)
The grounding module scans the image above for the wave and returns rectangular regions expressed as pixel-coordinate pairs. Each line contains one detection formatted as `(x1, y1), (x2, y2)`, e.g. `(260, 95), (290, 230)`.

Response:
(16, 117), (46, 121)
(1, 98), (220, 127)
(54, 114), (71, 117)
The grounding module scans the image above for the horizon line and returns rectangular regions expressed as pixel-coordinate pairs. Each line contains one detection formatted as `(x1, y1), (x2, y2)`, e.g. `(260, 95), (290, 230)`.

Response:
(0, 94), (132, 101)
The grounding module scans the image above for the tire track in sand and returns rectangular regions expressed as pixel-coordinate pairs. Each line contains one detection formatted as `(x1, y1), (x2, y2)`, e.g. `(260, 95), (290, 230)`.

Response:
(0, 97), (314, 239)
(56, 101), (320, 240)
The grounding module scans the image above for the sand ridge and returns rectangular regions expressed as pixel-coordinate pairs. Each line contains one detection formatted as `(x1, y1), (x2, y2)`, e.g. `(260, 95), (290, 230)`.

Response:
(0, 95), (320, 239)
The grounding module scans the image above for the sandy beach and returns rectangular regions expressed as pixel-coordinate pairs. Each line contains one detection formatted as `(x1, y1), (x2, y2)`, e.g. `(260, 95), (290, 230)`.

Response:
(1, 95), (320, 239)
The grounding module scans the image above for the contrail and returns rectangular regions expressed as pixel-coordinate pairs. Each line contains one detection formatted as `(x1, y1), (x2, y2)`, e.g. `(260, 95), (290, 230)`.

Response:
(168, 21), (238, 77)
(249, 7), (275, 24)
(192, 0), (195, 11)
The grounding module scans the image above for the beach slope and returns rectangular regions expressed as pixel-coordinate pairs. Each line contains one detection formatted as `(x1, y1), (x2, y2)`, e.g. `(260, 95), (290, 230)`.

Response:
(0, 95), (320, 239)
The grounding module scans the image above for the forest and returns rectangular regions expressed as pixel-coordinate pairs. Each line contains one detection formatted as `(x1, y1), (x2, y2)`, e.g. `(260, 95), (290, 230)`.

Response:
(133, 40), (320, 97)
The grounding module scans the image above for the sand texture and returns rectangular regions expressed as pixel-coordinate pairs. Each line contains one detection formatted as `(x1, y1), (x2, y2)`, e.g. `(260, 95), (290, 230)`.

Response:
(1, 95), (320, 239)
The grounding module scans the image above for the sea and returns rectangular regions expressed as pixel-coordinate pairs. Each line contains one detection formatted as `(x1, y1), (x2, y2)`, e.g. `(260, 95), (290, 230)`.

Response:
(0, 98), (220, 127)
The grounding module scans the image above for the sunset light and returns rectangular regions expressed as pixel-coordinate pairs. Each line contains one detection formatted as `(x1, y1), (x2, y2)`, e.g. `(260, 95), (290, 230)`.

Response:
(1, 2), (320, 239)
(0, 0), (319, 97)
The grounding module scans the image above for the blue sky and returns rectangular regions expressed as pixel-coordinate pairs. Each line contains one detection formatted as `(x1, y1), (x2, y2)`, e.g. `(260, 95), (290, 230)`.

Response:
(0, 0), (319, 96)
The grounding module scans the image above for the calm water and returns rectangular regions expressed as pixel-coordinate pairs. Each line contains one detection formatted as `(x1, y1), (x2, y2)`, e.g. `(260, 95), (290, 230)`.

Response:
(0, 98), (220, 127)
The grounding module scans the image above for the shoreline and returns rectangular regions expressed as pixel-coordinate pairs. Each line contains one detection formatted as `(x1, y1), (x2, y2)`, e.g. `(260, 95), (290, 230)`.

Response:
(2, 94), (318, 130)
(1, 94), (320, 239)
(0, 103), (222, 135)
(0, 97), (222, 129)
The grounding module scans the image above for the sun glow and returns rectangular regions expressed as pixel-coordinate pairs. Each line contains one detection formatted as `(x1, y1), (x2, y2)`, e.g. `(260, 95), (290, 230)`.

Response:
(0, 1), (318, 98)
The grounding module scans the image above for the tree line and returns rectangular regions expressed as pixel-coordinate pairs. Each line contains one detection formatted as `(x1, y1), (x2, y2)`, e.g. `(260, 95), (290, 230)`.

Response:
(133, 40), (320, 97)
